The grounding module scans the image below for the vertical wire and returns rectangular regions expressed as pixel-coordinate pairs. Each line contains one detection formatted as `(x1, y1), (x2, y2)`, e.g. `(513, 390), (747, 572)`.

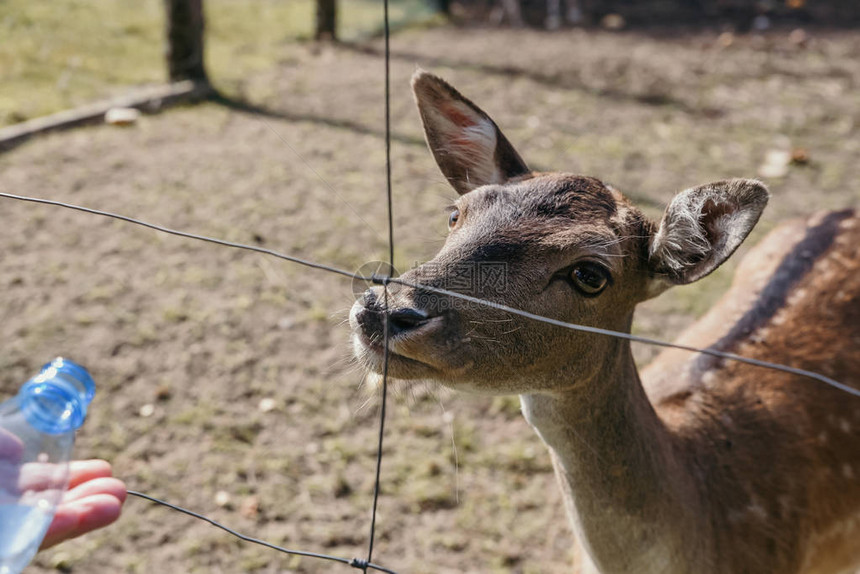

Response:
(366, 0), (393, 569)
(366, 284), (390, 569)
(383, 0), (394, 268)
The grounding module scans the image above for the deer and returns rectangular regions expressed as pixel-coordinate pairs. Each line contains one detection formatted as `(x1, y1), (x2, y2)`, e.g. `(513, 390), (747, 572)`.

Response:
(349, 70), (860, 574)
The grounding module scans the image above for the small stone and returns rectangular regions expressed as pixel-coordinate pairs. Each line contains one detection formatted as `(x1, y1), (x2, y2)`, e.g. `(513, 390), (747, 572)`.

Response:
(765, 149), (792, 165)
(155, 385), (172, 401)
(104, 107), (140, 126)
(758, 149), (792, 178)
(215, 490), (231, 507)
(139, 404), (155, 418)
(258, 398), (276, 413)
(758, 163), (788, 179)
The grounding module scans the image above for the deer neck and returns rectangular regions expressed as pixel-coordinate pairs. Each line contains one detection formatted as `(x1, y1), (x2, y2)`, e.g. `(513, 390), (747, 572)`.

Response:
(520, 340), (706, 573)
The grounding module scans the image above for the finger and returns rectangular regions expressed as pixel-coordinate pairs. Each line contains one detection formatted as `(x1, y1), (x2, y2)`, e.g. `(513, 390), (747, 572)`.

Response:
(67, 460), (113, 490)
(17, 462), (63, 492)
(40, 494), (123, 550)
(18, 460), (114, 492)
(0, 428), (23, 463)
(62, 477), (127, 504)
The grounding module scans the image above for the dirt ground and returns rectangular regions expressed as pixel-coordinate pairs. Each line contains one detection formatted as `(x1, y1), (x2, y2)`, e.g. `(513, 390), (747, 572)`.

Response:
(1, 24), (859, 574)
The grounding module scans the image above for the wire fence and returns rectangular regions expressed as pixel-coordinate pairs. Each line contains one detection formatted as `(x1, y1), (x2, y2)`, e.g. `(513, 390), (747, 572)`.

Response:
(2, 4), (859, 572)
(2, 190), (859, 571)
(3, 190), (856, 401)
(3, 191), (858, 572)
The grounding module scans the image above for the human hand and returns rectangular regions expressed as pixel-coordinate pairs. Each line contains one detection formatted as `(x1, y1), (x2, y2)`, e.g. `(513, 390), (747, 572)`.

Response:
(40, 459), (126, 550)
(2, 428), (125, 550)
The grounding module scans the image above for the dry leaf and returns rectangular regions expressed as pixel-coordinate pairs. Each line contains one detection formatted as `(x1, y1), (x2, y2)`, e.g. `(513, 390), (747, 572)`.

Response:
(791, 148), (810, 165)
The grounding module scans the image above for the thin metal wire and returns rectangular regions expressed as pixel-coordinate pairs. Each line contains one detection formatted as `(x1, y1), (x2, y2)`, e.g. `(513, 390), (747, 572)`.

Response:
(0, 192), (359, 282)
(366, 281), (390, 569)
(386, 278), (860, 399)
(383, 0), (395, 270)
(126, 491), (400, 574)
(366, 1), (395, 568)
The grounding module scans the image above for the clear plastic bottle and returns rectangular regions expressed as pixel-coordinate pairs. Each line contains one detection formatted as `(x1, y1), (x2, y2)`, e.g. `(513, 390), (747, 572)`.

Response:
(0, 358), (95, 574)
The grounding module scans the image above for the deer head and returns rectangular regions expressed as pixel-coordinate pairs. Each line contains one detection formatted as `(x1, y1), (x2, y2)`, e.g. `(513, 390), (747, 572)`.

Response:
(350, 71), (768, 395)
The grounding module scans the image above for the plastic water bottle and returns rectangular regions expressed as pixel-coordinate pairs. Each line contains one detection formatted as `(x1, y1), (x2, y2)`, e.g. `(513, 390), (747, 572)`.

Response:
(0, 358), (95, 574)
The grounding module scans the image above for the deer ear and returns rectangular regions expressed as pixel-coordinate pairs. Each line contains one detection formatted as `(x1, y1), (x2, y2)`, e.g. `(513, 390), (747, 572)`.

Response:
(648, 179), (769, 295)
(412, 70), (529, 195)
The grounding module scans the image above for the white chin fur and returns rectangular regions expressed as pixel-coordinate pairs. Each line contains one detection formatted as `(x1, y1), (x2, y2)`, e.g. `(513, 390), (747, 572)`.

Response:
(364, 371), (385, 390)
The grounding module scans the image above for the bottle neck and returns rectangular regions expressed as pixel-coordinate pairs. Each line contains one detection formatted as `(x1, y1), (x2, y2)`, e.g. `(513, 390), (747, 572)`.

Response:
(17, 358), (95, 435)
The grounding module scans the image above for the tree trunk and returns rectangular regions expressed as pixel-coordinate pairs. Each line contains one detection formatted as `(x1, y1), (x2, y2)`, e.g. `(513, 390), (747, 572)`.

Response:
(164, 0), (208, 82)
(315, 0), (337, 41)
(500, 0), (525, 27)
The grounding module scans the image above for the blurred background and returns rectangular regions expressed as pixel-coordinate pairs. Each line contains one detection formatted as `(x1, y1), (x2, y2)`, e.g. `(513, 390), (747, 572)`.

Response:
(1, 1), (858, 573)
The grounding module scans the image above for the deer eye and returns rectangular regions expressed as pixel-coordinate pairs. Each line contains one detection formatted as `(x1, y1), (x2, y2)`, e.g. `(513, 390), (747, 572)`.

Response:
(570, 263), (610, 296)
(448, 209), (460, 229)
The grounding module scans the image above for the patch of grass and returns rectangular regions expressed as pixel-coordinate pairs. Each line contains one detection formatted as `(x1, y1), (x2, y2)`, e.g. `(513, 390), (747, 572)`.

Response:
(0, 0), (437, 126)
(0, 1), (163, 125)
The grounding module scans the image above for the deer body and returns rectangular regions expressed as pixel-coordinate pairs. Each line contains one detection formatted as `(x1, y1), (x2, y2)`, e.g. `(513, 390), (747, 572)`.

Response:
(350, 72), (860, 573)
(639, 210), (860, 574)
(524, 209), (860, 574)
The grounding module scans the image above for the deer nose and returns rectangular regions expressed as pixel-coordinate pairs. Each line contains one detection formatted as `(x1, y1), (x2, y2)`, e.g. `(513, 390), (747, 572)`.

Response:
(389, 308), (430, 332)
(359, 289), (430, 336)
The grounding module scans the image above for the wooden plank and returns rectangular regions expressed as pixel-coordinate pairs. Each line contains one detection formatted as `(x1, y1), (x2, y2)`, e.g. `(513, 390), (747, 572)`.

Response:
(0, 81), (213, 153)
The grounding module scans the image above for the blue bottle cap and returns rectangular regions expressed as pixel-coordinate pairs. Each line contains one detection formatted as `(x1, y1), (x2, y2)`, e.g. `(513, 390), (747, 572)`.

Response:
(18, 358), (96, 435)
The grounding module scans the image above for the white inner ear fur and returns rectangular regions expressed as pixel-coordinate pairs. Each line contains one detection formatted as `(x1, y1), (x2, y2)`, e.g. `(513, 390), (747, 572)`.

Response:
(431, 102), (502, 187)
(649, 179), (767, 289)
(650, 191), (717, 274)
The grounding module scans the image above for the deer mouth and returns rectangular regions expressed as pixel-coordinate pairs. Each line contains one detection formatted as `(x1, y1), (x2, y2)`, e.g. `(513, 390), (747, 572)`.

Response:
(349, 297), (471, 378)
(352, 332), (439, 376)
(351, 315), (448, 375)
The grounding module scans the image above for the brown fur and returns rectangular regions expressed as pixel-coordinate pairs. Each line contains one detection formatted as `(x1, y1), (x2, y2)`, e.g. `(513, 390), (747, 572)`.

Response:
(646, 210), (860, 574)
